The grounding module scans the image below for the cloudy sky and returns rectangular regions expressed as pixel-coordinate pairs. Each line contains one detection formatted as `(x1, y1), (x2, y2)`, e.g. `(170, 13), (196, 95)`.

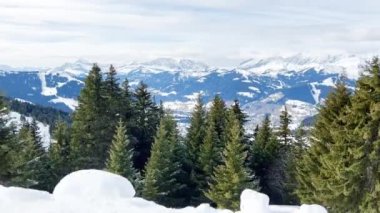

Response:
(0, 0), (379, 67)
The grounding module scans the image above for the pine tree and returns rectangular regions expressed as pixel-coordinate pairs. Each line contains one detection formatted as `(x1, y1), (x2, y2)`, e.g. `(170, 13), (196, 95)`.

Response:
(208, 95), (227, 147)
(278, 106), (292, 146)
(184, 95), (207, 203)
(206, 112), (258, 210)
(132, 82), (160, 171)
(250, 115), (280, 201)
(295, 80), (353, 211)
(48, 120), (71, 190)
(70, 64), (108, 169)
(198, 118), (220, 192)
(102, 65), (123, 152)
(347, 58), (380, 212)
(0, 94), (15, 184)
(231, 99), (248, 127)
(142, 114), (185, 207)
(12, 123), (49, 190)
(106, 119), (138, 186)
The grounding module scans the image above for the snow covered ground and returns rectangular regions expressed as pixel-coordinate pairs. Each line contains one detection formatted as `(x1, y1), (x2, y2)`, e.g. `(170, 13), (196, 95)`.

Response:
(0, 170), (327, 213)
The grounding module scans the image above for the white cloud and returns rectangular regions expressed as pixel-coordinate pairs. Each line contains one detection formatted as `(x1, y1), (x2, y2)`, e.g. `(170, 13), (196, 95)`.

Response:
(0, 0), (379, 67)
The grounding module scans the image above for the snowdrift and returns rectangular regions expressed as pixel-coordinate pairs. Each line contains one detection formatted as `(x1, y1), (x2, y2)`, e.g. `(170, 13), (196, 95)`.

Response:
(0, 170), (327, 213)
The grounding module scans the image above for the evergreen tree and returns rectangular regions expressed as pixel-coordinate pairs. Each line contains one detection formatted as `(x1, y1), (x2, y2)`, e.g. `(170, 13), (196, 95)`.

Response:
(184, 95), (207, 203)
(12, 123), (50, 190)
(102, 65), (123, 150)
(70, 64), (108, 169)
(106, 119), (138, 186)
(278, 106), (292, 145)
(132, 82), (160, 171)
(231, 99), (248, 127)
(250, 115), (280, 202)
(295, 80), (353, 211)
(206, 113), (258, 210)
(208, 95), (227, 147)
(198, 118), (220, 192)
(142, 114), (186, 207)
(48, 120), (71, 190)
(0, 94), (15, 184)
(347, 58), (380, 212)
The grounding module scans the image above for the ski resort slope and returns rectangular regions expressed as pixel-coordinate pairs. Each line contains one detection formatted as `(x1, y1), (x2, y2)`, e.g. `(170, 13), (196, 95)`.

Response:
(0, 170), (327, 213)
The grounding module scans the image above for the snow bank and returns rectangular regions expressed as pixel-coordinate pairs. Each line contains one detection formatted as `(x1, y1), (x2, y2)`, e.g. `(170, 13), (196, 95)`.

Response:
(0, 170), (327, 213)
(53, 169), (135, 201)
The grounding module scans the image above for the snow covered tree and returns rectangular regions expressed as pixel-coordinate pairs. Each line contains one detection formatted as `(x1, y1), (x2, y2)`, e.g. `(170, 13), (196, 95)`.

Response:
(206, 112), (258, 210)
(106, 119), (138, 186)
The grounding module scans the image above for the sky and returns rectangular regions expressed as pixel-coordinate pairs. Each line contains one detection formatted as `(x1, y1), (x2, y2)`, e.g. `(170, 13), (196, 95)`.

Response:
(0, 0), (379, 67)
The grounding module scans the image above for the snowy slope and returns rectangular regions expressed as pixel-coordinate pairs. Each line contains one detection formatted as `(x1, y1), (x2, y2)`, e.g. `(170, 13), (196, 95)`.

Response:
(6, 111), (51, 148)
(0, 169), (327, 213)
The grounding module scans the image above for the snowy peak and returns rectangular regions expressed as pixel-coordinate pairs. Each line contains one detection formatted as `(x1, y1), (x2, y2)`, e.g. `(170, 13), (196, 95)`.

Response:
(237, 54), (363, 79)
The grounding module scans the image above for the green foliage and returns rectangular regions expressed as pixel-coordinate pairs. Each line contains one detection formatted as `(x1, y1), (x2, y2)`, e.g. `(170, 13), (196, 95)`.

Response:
(206, 112), (258, 210)
(142, 114), (187, 207)
(132, 82), (160, 172)
(106, 119), (139, 187)
(48, 120), (71, 191)
(0, 94), (16, 184)
(295, 79), (354, 211)
(184, 95), (207, 204)
(70, 64), (109, 169)
(250, 115), (280, 202)
(6, 98), (71, 129)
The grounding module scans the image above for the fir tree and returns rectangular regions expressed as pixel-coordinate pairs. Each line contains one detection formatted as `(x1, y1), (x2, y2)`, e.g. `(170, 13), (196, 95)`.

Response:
(184, 95), (207, 203)
(347, 58), (380, 212)
(231, 99), (248, 127)
(0, 94), (15, 184)
(70, 64), (108, 169)
(142, 114), (186, 207)
(206, 113), (258, 210)
(106, 119), (138, 186)
(12, 123), (50, 190)
(132, 82), (160, 171)
(278, 106), (292, 145)
(48, 120), (71, 190)
(250, 115), (280, 202)
(198, 118), (220, 192)
(295, 80), (353, 211)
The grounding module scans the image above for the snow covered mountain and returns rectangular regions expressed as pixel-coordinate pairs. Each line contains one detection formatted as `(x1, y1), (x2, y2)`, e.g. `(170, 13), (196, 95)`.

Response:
(0, 54), (363, 129)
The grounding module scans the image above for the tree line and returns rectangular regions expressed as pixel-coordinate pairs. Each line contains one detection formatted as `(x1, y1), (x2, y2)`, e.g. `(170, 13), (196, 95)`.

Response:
(0, 57), (379, 212)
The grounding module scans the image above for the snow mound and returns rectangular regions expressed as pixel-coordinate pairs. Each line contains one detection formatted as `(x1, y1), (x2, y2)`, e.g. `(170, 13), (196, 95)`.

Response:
(0, 169), (327, 213)
(240, 189), (270, 213)
(298, 204), (328, 213)
(53, 169), (135, 201)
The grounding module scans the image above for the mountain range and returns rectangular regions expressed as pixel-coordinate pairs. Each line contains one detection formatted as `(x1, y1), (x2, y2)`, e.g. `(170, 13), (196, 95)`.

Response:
(0, 54), (364, 131)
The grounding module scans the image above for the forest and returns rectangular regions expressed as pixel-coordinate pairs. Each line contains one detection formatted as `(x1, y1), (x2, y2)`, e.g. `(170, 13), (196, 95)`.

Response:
(0, 58), (379, 212)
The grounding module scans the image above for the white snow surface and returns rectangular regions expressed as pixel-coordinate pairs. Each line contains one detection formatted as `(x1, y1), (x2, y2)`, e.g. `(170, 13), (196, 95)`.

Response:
(0, 169), (327, 213)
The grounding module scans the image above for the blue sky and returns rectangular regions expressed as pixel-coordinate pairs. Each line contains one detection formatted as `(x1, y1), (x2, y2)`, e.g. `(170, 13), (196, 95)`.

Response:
(0, 0), (379, 67)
